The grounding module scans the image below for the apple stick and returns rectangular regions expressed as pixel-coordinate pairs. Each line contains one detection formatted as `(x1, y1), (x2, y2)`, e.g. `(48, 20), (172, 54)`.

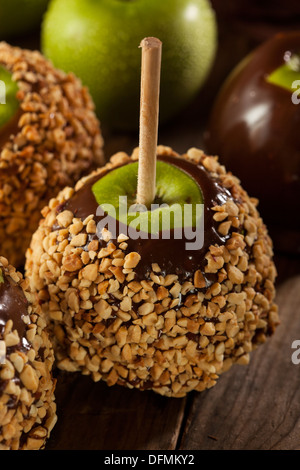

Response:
(136, 37), (162, 208)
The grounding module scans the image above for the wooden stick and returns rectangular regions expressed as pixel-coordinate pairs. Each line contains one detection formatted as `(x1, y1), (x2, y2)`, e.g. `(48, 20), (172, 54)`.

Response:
(136, 37), (162, 208)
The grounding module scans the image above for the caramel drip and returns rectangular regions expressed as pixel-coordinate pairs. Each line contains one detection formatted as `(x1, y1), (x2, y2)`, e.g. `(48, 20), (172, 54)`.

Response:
(0, 272), (30, 351)
(57, 154), (234, 286)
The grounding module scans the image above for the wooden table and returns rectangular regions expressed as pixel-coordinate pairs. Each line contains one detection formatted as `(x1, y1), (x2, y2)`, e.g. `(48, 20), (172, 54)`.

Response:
(12, 5), (300, 452)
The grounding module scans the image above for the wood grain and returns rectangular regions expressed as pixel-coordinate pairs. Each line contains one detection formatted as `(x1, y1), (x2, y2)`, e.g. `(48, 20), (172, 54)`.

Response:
(46, 372), (186, 450)
(137, 37), (162, 207)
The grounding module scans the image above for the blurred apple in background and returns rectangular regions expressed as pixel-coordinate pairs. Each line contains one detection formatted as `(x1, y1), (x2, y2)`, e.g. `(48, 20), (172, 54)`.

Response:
(0, 0), (49, 39)
(41, 0), (217, 131)
(205, 32), (300, 252)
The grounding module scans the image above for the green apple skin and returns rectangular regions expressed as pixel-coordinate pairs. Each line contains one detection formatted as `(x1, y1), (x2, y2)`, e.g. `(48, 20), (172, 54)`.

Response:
(92, 160), (203, 233)
(0, 66), (19, 129)
(0, 0), (49, 39)
(41, 0), (217, 130)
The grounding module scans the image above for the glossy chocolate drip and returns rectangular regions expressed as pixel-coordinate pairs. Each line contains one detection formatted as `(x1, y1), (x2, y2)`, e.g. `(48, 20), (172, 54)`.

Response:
(57, 154), (233, 285)
(0, 272), (30, 348)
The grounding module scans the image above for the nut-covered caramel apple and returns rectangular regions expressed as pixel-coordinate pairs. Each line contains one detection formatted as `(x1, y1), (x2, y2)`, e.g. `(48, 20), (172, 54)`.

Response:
(0, 257), (57, 450)
(25, 145), (279, 398)
(0, 42), (104, 267)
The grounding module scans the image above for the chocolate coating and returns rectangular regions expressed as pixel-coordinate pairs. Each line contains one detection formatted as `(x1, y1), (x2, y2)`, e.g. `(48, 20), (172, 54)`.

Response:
(205, 32), (300, 239)
(0, 271), (30, 351)
(58, 154), (234, 286)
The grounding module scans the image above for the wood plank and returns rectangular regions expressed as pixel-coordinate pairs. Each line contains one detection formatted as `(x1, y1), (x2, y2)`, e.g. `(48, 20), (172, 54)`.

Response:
(178, 255), (300, 450)
(46, 372), (186, 450)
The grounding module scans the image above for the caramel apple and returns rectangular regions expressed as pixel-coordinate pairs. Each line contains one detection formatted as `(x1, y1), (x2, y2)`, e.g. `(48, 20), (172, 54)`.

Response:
(0, 257), (57, 450)
(205, 32), (300, 252)
(0, 42), (104, 267)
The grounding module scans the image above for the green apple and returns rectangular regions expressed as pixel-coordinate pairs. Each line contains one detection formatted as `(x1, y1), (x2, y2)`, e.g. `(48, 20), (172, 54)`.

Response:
(41, 0), (217, 130)
(0, 0), (49, 39)
(0, 66), (19, 129)
(92, 160), (203, 234)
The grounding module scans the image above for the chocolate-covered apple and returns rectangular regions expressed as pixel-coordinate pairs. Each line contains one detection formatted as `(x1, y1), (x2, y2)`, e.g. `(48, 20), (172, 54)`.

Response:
(0, 256), (57, 450)
(0, 42), (104, 267)
(25, 38), (279, 398)
(205, 32), (300, 251)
